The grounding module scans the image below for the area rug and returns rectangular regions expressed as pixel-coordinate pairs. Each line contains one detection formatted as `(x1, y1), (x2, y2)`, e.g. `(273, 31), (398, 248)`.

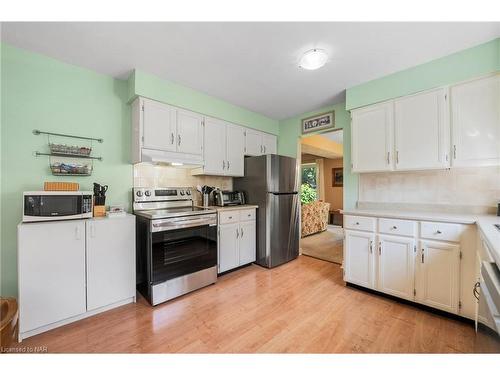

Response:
(300, 225), (344, 264)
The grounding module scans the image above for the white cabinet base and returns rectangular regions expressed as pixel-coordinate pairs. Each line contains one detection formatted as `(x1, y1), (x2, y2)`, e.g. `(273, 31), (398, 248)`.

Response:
(18, 296), (135, 342)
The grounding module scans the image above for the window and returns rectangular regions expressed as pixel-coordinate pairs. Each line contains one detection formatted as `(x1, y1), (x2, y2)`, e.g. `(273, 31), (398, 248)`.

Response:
(301, 163), (317, 189)
(300, 163), (318, 204)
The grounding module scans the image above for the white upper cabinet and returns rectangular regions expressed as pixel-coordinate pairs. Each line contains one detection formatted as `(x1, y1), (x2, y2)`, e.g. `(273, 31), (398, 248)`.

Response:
(176, 109), (203, 156)
(203, 117), (227, 175)
(194, 118), (245, 177)
(351, 101), (394, 173)
(132, 97), (203, 164)
(262, 133), (277, 155)
(451, 74), (500, 167)
(394, 88), (449, 170)
(245, 129), (264, 156)
(245, 129), (277, 156)
(226, 124), (245, 176)
(142, 99), (177, 152)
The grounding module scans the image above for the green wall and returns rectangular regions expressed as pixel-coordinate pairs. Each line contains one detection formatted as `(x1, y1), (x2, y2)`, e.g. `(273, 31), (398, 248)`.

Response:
(278, 103), (358, 211)
(346, 38), (500, 110)
(0, 45), (282, 297)
(129, 70), (280, 135)
(0, 44), (133, 297)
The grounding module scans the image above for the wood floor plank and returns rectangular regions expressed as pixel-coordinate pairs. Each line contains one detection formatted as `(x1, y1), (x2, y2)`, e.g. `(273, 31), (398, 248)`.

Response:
(9, 255), (500, 353)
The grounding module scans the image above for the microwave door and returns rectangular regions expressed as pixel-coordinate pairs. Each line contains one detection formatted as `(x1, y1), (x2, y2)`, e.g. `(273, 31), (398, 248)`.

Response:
(39, 195), (81, 217)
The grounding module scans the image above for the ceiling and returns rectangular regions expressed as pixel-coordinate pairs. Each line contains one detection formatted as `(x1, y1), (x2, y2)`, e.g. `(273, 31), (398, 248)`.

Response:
(319, 130), (343, 145)
(2, 22), (499, 120)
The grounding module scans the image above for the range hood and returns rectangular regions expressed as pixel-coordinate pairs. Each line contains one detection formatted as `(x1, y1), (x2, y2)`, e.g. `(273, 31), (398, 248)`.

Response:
(139, 148), (204, 168)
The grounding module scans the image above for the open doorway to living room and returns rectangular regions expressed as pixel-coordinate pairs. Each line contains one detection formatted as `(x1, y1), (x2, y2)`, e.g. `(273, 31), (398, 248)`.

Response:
(299, 129), (344, 264)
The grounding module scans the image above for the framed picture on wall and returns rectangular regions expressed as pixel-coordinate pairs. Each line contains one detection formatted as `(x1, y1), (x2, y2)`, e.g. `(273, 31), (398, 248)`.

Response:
(301, 111), (335, 134)
(332, 167), (343, 187)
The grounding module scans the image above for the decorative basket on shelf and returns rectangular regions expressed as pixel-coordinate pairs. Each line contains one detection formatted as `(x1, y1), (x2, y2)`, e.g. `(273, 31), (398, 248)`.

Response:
(50, 161), (93, 176)
(49, 143), (92, 156)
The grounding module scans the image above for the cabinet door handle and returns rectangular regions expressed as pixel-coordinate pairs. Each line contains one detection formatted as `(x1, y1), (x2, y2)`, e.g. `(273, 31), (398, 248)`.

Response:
(378, 242), (381, 255)
(396, 150), (399, 164)
(236, 228), (239, 238)
(171, 133), (174, 145)
(453, 145), (457, 159)
(369, 240), (373, 254)
(421, 249), (425, 263)
(240, 228), (244, 238)
(435, 230), (442, 234)
(222, 160), (226, 170)
(391, 226), (397, 230)
(264, 145), (266, 153)
(387, 152), (390, 165)
(260, 145), (263, 153)
(473, 281), (480, 300)
(178, 134), (182, 146)
(227, 160), (230, 170)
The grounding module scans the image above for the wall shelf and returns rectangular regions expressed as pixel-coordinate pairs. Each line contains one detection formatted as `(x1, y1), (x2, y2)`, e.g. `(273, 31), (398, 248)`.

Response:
(34, 152), (103, 161)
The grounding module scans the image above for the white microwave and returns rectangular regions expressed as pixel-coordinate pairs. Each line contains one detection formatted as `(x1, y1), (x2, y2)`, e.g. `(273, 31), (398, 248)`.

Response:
(23, 191), (93, 222)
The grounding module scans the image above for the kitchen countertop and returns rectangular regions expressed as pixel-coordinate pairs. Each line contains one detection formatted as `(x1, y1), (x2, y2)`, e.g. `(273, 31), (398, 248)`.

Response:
(342, 208), (500, 268)
(341, 208), (478, 224)
(196, 204), (258, 212)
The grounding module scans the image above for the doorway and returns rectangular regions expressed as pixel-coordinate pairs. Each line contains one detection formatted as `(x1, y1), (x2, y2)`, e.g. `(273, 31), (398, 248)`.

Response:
(298, 129), (344, 264)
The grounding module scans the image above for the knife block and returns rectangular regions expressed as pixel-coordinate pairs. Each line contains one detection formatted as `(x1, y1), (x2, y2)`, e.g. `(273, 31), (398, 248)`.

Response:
(93, 205), (106, 217)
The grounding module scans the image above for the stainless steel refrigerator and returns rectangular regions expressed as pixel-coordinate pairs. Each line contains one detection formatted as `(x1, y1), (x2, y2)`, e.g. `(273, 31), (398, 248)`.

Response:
(234, 154), (300, 268)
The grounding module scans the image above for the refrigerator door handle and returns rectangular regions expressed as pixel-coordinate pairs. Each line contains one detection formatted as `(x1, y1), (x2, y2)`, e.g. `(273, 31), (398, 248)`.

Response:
(269, 191), (298, 195)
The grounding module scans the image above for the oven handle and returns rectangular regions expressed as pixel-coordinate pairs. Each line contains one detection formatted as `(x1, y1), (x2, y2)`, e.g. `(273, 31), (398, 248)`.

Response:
(151, 217), (217, 232)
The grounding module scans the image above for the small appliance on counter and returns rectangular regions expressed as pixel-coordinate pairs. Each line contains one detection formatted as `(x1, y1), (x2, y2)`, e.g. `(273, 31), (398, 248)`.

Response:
(23, 191), (93, 222)
(93, 182), (108, 217)
(213, 189), (246, 206)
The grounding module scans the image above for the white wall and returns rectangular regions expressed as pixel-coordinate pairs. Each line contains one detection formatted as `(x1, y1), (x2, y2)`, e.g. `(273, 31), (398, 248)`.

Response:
(358, 166), (500, 211)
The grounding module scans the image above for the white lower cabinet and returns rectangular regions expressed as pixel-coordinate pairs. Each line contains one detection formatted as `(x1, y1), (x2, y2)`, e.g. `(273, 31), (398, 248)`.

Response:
(218, 208), (256, 273)
(378, 235), (415, 301)
(239, 220), (257, 265)
(218, 222), (240, 273)
(344, 215), (472, 317)
(416, 240), (460, 314)
(18, 220), (87, 335)
(344, 230), (375, 289)
(86, 216), (136, 311)
(17, 215), (136, 340)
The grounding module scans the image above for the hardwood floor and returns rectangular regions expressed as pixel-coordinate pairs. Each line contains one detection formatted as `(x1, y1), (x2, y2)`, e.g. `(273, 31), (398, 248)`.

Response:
(12, 255), (500, 353)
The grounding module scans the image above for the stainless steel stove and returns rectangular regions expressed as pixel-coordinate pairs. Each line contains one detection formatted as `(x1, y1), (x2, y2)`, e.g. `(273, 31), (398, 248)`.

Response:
(133, 187), (218, 306)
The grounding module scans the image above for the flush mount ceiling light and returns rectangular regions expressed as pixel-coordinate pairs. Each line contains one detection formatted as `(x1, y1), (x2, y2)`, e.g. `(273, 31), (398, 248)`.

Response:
(299, 49), (328, 70)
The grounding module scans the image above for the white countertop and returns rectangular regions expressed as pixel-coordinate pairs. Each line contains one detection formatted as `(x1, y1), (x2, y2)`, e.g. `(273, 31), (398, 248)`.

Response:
(196, 204), (258, 212)
(342, 208), (478, 224)
(342, 208), (500, 267)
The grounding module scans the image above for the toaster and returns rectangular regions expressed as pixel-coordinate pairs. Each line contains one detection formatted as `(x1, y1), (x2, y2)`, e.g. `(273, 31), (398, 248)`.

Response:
(213, 190), (245, 206)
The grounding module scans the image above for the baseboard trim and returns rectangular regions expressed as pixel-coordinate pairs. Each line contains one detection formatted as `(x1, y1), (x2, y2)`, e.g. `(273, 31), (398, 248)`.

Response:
(345, 282), (474, 325)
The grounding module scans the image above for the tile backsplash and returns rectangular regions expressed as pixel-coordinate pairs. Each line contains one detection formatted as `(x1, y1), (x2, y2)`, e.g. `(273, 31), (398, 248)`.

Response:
(134, 163), (233, 203)
(358, 166), (500, 211)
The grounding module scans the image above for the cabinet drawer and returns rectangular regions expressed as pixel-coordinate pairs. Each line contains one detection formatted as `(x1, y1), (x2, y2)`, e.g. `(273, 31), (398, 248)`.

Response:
(344, 215), (375, 232)
(239, 209), (256, 222)
(379, 218), (416, 237)
(420, 221), (463, 242)
(219, 211), (239, 225)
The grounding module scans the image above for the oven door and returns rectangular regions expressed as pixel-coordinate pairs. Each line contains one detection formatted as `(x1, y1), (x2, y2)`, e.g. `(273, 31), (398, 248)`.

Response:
(150, 221), (217, 284)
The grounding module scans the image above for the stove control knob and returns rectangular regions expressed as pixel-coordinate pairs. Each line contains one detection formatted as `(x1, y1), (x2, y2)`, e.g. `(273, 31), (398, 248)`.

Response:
(186, 190), (191, 195)
(145, 190), (151, 197)
(136, 190), (143, 197)
(180, 190), (185, 196)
